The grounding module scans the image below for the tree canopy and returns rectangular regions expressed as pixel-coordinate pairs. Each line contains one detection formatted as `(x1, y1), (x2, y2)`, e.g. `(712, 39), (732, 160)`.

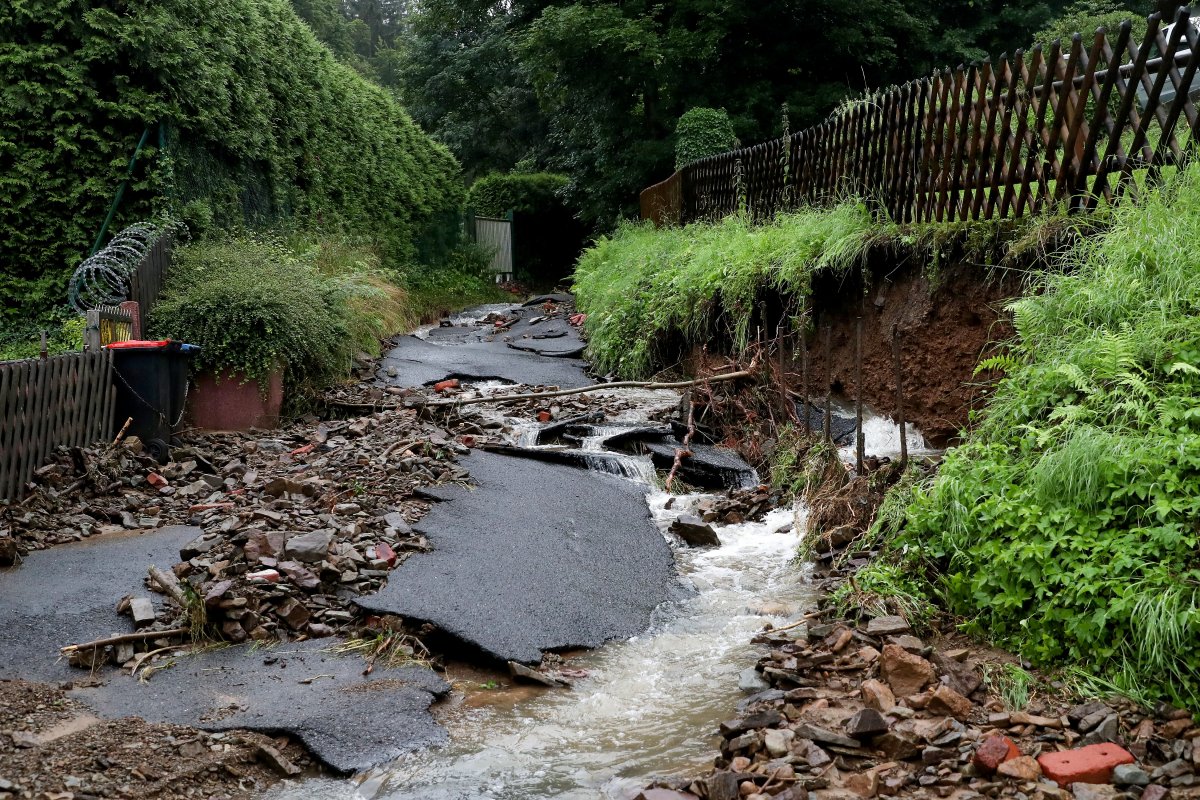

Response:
(348, 0), (1145, 228)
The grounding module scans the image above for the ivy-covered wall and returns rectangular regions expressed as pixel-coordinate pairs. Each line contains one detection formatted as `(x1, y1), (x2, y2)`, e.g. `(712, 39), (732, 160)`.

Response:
(0, 0), (464, 322)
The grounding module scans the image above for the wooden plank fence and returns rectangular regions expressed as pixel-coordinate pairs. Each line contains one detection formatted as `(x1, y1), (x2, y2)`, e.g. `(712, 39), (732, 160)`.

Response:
(642, 10), (1200, 226)
(128, 233), (172, 330)
(0, 351), (116, 504)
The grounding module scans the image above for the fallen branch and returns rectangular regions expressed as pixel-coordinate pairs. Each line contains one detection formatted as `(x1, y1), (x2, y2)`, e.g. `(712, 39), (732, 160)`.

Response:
(665, 396), (696, 492)
(424, 369), (755, 409)
(764, 610), (825, 633)
(111, 416), (133, 446)
(61, 628), (189, 655)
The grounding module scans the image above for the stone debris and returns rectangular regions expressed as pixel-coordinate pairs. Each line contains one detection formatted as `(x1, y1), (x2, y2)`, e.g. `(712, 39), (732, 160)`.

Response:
(6, 388), (495, 663)
(671, 515), (722, 547)
(643, 601), (1200, 800)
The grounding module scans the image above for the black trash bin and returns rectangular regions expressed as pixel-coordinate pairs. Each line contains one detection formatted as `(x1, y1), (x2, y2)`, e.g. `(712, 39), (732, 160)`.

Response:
(106, 340), (198, 463)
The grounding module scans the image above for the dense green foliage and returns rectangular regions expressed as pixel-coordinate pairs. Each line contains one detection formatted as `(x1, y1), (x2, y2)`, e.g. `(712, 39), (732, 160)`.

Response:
(675, 108), (739, 169)
(467, 172), (568, 216)
(378, 0), (1121, 227)
(391, 0), (549, 181)
(1033, 0), (1148, 46)
(894, 165), (1200, 706)
(151, 237), (405, 392)
(573, 205), (873, 377)
(2, 0), (462, 323)
(0, 312), (85, 362)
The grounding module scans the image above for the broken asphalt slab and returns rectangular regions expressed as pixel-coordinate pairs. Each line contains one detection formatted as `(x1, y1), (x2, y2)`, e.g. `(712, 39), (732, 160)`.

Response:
(0, 524), (201, 682)
(642, 441), (759, 490)
(0, 526), (450, 773)
(72, 639), (449, 774)
(356, 451), (681, 665)
(377, 301), (592, 388)
(378, 335), (591, 389)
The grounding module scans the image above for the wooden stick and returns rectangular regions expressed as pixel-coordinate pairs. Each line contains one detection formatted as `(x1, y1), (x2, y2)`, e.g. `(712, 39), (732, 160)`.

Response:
(855, 316), (864, 474)
(422, 369), (755, 408)
(665, 397), (697, 492)
(61, 628), (189, 654)
(111, 416), (132, 446)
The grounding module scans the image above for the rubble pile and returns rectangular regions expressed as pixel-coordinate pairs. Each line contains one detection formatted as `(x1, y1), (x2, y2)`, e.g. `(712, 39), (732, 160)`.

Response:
(2, 440), (192, 555)
(641, 609), (1200, 800)
(0, 679), (311, 799)
(157, 411), (476, 642)
(5, 400), (488, 653)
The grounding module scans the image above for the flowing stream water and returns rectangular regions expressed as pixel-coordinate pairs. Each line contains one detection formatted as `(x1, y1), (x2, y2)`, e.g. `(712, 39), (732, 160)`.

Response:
(274, 378), (929, 800)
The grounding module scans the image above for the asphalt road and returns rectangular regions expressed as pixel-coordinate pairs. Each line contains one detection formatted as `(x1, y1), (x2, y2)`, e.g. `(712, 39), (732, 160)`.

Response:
(0, 527), (449, 772)
(377, 302), (592, 388)
(357, 450), (681, 665)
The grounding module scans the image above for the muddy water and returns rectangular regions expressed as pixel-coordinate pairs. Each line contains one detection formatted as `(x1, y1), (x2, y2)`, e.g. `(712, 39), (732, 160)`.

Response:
(273, 375), (925, 799)
(275, 498), (808, 800)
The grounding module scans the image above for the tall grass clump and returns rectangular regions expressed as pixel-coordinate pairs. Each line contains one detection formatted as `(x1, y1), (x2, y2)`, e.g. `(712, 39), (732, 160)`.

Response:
(573, 203), (873, 378)
(899, 164), (1200, 707)
(152, 236), (411, 398)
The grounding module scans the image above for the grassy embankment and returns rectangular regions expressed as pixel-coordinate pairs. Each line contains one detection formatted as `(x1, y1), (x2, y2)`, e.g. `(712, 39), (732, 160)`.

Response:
(574, 167), (1200, 708)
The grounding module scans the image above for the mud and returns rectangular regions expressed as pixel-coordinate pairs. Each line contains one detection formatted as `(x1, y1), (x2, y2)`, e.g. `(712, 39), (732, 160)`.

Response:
(798, 259), (1020, 447)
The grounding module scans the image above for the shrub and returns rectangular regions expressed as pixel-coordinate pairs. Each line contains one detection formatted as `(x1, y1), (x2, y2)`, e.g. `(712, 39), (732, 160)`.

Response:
(675, 108), (739, 169)
(900, 164), (1200, 707)
(573, 204), (873, 378)
(1, 0), (463, 323)
(468, 172), (569, 216)
(403, 244), (508, 316)
(150, 237), (402, 394)
(0, 311), (85, 362)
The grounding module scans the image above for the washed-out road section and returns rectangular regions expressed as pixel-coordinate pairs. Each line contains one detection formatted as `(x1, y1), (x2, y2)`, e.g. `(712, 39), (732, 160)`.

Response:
(0, 298), (686, 774)
(356, 450), (680, 665)
(0, 527), (448, 773)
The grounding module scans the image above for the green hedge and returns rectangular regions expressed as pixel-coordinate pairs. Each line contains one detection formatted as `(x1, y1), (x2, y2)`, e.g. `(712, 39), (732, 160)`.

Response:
(467, 172), (585, 287)
(1, 0), (463, 323)
(467, 172), (568, 216)
(675, 108), (739, 169)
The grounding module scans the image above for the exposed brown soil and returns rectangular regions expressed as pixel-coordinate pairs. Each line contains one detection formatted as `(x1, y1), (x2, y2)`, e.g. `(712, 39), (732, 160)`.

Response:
(800, 257), (1021, 448)
(0, 679), (315, 799)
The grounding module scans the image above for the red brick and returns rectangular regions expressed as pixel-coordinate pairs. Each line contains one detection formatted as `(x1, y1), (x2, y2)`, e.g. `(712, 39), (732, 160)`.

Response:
(974, 734), (1022, 775)
(1037, 743), (1135, 787)
(433, 379), (460, 393)
(374, 542), (396, 568)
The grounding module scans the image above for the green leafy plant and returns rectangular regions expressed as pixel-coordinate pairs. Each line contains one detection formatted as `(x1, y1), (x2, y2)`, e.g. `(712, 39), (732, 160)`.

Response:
(983, 663), (1034, 711)
(151, 236), (400, 395)
(899, 164), (1200, 708)
(675, 108), (740, 169)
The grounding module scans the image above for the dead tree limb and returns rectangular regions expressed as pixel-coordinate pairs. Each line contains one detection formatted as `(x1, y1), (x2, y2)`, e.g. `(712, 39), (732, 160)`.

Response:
(665, 396), (696, 492)
(424, 369), (755, 409)
(61, 628), (189, 655)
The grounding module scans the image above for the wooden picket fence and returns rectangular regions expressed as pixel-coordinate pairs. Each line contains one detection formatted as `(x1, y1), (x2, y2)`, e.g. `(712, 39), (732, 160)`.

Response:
(642, 10), (1200, 226)
(0, 351), (116, 504)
